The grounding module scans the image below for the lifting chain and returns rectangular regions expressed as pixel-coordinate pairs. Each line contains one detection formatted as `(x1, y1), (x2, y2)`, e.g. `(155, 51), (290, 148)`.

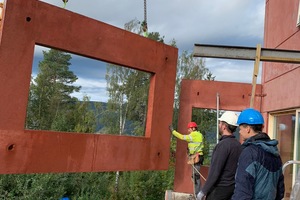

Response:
(144, 0), (147, 24)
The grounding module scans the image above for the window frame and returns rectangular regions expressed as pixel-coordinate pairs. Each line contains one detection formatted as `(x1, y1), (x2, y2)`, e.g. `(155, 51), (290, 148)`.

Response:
(268, 109), (300, 186)
(297, 1), (300, 27)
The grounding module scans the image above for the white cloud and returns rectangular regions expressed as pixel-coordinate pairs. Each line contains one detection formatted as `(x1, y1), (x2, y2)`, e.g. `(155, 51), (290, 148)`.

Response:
(39, 0), (265, 49)
(72, 77), (108, 102)
(206, 58), (262, 84)
(74, 78), (106, 89)
(34, 45), (50, 57)
(37, 0), (265, 101)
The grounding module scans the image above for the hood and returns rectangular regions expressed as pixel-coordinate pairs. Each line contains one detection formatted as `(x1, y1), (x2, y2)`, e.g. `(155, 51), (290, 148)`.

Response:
(243, 132), (280, 156)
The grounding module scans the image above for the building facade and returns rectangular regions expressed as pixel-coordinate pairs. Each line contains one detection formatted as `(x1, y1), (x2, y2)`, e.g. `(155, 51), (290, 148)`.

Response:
(263, 0), (300, 197)
(173, 1), (300, 198)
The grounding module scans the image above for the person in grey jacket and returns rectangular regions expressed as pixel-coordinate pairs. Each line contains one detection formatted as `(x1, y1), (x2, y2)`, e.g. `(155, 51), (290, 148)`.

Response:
(197, 111), (242, 200)
(232, 108), (285, 200)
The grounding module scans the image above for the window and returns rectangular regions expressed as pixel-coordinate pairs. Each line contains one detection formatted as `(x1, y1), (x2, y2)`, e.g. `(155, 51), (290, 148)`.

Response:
(268, 109), (300, 198)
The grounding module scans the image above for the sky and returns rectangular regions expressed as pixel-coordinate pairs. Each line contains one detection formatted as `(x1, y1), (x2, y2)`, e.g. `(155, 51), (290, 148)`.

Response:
(33, 0), (266, 102)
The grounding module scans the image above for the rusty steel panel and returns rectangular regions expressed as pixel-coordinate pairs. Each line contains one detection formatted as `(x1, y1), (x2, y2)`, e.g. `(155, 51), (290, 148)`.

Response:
(173, 80), (262, 193)
(0, 0), (178, 174)
(179, 80), (262, 111)
(0, 130), (151, 173)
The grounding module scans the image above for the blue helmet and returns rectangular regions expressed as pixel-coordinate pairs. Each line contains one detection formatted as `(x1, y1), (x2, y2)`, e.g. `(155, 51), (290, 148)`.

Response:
(237, 108), (264, 125)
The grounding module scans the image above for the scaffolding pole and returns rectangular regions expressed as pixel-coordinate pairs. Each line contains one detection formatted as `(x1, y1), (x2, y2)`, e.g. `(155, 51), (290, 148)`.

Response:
(216, 93), (220, 143)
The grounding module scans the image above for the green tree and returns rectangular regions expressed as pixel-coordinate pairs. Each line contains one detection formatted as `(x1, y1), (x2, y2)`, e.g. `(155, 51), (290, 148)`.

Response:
(173, 50), (215, 125)
(103, 18), (162, 137)
(102, 19), (174, 199)
(0, 172), (119, 200)
(73, 96), (100, 133)
(125, 18), (165, 43)
(117, 170), (174, 200)
(26, 49), (81, 131)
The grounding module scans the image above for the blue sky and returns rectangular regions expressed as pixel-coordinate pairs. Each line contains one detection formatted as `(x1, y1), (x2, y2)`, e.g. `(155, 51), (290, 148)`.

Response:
(33, 0), (265, 102)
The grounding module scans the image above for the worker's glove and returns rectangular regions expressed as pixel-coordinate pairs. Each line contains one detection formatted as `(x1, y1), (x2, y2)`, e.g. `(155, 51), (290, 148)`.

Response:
(196, 191), (205, 200)
(168, 125), (174, 132)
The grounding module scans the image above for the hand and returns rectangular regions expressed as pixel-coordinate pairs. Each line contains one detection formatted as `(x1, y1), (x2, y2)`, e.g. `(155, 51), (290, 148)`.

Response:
(168, 125), (174, 132)
(196, 191), (205, 200)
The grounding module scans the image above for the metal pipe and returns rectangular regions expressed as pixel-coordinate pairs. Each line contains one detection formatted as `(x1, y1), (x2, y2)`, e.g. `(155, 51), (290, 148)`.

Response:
(216, 93), (220, 143)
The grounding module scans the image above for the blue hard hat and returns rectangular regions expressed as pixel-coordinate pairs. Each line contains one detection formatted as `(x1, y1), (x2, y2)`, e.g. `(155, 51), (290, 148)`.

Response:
(237, 108), (264, 125)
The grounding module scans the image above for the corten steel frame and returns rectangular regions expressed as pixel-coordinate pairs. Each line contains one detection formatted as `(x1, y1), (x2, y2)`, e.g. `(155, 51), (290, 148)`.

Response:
(0, 0), (178, 174)
(173, 79), (262, 194)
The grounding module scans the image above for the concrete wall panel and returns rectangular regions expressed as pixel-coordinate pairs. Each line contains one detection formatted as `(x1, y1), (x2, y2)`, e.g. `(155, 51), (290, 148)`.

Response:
(264, 0), (300, 49)
(263, 0), (300, 112)
(262, 67), (300, 112)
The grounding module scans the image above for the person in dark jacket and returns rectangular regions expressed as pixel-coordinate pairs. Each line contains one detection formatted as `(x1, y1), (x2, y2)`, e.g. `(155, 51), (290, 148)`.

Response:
(232, 108), (285, 200)
(197, 111), (242, 200)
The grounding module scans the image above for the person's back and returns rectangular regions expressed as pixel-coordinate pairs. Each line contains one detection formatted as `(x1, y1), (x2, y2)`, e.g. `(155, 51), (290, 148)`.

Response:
(232, 132), (284, 200)
(232, 108), (284, 200)
(214, 136), (241, 187)
(197, 111), (242, 200)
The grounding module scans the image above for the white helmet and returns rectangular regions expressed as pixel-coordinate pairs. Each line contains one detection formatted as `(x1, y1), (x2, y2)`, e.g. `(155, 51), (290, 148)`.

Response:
(219, 111), (238, 126)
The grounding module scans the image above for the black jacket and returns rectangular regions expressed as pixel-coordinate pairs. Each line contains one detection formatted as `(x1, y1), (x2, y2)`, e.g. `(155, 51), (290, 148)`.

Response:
(202, 135), (242, 195)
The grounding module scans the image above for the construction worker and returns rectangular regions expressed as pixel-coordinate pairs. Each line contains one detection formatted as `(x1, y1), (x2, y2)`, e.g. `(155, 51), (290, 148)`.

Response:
(197, 111), (242, 200)
(169, 122), (204, 195)
(232, 108), (285, 200)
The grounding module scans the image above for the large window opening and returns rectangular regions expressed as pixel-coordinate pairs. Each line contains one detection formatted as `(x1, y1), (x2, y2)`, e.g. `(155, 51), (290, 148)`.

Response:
(26, 45), (150, 136)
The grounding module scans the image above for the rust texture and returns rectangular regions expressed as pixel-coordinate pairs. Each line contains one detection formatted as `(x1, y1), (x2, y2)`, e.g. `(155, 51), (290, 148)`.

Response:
(0, 0), (178, 174)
